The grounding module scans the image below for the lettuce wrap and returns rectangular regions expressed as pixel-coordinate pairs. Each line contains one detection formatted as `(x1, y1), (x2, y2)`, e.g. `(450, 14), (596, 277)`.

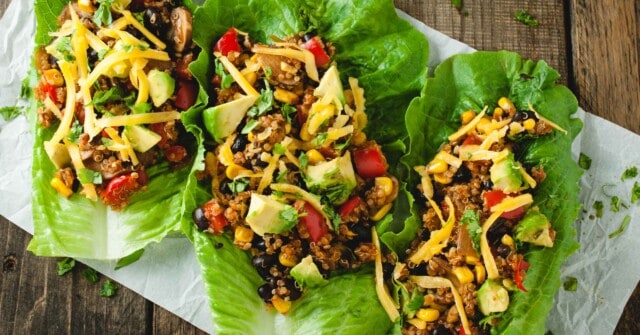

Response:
(385, 51), (582, 334)
(179, 0), (429, 333)
(27, 0), (203, 260)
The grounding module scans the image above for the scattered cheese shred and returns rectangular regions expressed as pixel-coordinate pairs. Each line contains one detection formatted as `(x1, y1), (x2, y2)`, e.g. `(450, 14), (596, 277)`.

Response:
(117, 9), (166, 50)
(529, 104), (568, 135)
(479, 126), (508, 150)
(372, 229), (401, 322)
(43, 97), (63, 119)
(414, 166), (434, 200)
(252, 45), (319, 82)
(409, 197), (455, 264)
(82, 49), (170, 89)
(95, 111), (180, 128)
(490, 194), (533, 213)
(520, 166), (537, 189)
(480, 211), (503, 280)
(257, 154), (281, 194)
(448, 106), (487, 142)
(409, 276), (472, 335)
(65, 141), (98, 201)
(47, 61), (77, 147)
(121, 132), (140, 166)
(219, 56), (260, 97)
(349, 77), (366, 114)
(436, 151), (462, 169)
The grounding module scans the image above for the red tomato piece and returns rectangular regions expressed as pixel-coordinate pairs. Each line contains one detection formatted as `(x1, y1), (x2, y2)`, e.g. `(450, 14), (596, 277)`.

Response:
(353, 147), (387, 179)
(296, 201), (328, 243)
(174, 80), (198, 110)
(100, 171), (147, 207)
(149, 123), (170, 148)
(462, 133), (482, 146)
(300, 36), (331, 68)
(214, 28), (241, 56)
(513, 259), (530, 292)
(201, 199), (228, 233)
(210, 213), (228, 232)
(483, 190), (526, 220)
(39, 82), (58, 104)
(339, 196), (362, 219)
(164, 145), (188, 163)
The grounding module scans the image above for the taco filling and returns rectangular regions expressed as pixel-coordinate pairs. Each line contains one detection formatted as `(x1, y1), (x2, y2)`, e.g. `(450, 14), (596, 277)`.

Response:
(380, 98), (566, 334)
(193, 28), (399, 313)
(33, 0), (197, 209)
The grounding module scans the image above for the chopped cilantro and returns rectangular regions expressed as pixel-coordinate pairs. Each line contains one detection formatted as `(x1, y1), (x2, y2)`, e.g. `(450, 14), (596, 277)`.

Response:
(279, 205), (302, 226)
(632, 181), (640, 204)
(314, 132), (328, 146)
(299, 152), (309, 170)
(66, 120), (83, 143)
(460, 209), (482, 252)
(101, 138), (114, 147)
(563, 276), (578, 291)
(514, 10), (539, 27)
(115, 249), (145, 270)
(578, 153), (592, 170)
(265, 66), (273, 78)
(405, 290), (425, 313)
(77, 168), (103, 185)
(593, 201), (603, 218)
(273, 143), (287, 155)
(479, 312), (503, 328)
(334, 135), (352, 152)
(281, 103), (297, 124)
(130, 102), (152, 114)
(610, 196), (622, 213)
(324, 184), (350, 204)
(97, 48), (110, 60)
(214, 58), (234, 89)
(229, 177), (250, 195)
(57, 258), (75, 276)
(100, 280), (118, 297)
(275, 169), (288, 183)
(621, 166), (638, 181)
(91, 86), (125, 108)
(55, 37), (76, 62)
(247, 81), (274, 118)
(93, 0), (115, 27)
(322, 204), (342, 231)
(0, 106), (21, 121)
(609, 215), (631, 238)
(241, 119), (260, 134)
(20, 77), (31, 100)
(82, 268), (99, 283)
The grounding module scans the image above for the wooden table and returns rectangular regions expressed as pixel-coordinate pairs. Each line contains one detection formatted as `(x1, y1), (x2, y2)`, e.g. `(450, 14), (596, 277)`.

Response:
(1, 0), (638, 334)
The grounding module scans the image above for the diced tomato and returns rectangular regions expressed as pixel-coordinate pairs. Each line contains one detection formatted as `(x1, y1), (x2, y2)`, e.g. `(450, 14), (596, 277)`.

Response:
(164, 145), (188, 163)
(482, 189), (526, 220)
(459, 326), (466, 335)
(100, 171), (147, 207)
(295, 200), (327, 243)
(149, 123), (170, 148)
(201, 199), (228, 233)
(462, 133), (482, 146)
(353, 147), (387, 179)
(174, 80), (198, 110)
(513, 259), (530, 292)
(301, 36), (331, 67)
(39, 82), (58, 104)
(214, 28), (241, 56)
(339, 196), (362, 219)
(210, 213), (228, 232)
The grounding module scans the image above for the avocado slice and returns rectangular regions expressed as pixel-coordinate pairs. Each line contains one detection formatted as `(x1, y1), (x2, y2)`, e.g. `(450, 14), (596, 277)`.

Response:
(202, 95), (258, 142)
(290, 255), (326, 288)
(477, 279), (510, 316)
(44, 141), (71, 169)
(314, 65), (345, 103)
(147, 69), (176, 107)
(305, 152), (357, 205)
(124, 125), (161, 153)
(245, 193), (297, 236)
(490, 152), (523, 194)
(515, 208), (555, 247)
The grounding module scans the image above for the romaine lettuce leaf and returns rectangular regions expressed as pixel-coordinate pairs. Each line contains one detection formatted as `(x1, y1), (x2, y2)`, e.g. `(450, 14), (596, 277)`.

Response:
(183, 0), (428, 333)
(28, 0), (201, 260)
(398, 51), (582, 334)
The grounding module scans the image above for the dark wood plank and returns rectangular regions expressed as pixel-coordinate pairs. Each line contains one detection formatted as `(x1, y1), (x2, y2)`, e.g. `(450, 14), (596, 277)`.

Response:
(153, 305), (208, 335)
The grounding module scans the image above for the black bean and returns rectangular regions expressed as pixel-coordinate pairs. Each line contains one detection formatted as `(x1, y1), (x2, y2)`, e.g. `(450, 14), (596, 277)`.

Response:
(486, 218), (508, 245)
(496, 244), (511, 258)
(253, 236), (267, 251)
(513, 110), (537, 122)
(192, 207), (209, 230)
(219, 179), (233, 195)
(350, 223), (372, 242)
(453, 164), (472, 183)
(482, 179), (494, 190)
(144, 8), (165, 36)
(252, 254), (276, 279)
(303, 31), (317, 42)
(284, 278), (302, 300)
(419, 228), (431, 241)
(408, 262), (428, 276)
(231, 134), (248, 153)
(257, 283), (274, 301)
(431, 325), (453, 335)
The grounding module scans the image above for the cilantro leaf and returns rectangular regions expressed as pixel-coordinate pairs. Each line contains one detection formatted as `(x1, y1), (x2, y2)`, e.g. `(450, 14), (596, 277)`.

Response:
(100, 280), (118, 297)
(247, 81), (274, 118)
(229, 177), (250, 195)
(279, 205), (302, 227)
(0, 106), (21, 121)
(563, 276), (578, 291)
(404, 290), (424, 314)
(609, 215), (631, 238)
(314, 132), (328, 146)
(621, 166), (638, 181)
(66, 120), (83, 143)
(82, 268), (99, 283)
(514, 10), (539, 27)
(115, 249), (145, 270)
(241, 119), (260, 134)
(273, 143), (286, 155)
(281, 103), (297, 124)
(77, 168), (103, 185)
(460, 209), (482, 252)
(593, 200), (603, 218)
(55, 36), (76, 62)
(299, 152), (309, 170)
(214, 58), (234, 89)
(632, 181), (640, 204)
(57, 258), (75, 276)
(578, 153), (592, 170)
(93, 0), (115, 27)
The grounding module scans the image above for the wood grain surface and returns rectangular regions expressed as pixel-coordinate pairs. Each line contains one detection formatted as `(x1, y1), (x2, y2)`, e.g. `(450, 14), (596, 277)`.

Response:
(1, 0), (639, 334)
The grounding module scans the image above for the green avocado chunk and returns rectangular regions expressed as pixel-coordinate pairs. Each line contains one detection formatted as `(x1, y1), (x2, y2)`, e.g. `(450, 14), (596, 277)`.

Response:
(314, 65), (345, 103)
(290, 255), (326, 288)
(202, 95), (258, 142)
(305, 152), (357, 205)
(515, 208), (555, 247)
(490, 152), (523, 194)
(477, 279), (510, 316)
(245, 193), (296, 236)
(147, 69), (175, 107)
(124, 125), (161, 153)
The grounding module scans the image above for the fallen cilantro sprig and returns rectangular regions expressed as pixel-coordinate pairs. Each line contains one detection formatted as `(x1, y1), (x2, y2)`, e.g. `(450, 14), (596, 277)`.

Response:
(515, 10), (539, 27)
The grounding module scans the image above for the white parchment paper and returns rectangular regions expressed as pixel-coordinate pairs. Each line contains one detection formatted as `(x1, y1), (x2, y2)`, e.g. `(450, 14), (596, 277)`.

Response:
(1, 2), (639, 334)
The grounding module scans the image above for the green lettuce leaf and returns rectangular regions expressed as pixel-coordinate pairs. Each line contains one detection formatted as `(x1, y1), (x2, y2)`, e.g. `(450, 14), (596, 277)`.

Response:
(28, 0), (201, 260)
(183, 0), (428, 333)
(399, 51), (582, 334)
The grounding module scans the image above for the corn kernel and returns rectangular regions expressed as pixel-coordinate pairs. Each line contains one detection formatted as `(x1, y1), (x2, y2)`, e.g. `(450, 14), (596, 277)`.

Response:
(226, 164), (250, 179)
(271, 295), (291, 314)
(375, 177), (394, 197)
(426, 159), (448, 174)
(244, 71), (258, 86)
(43, 69), (64, 87)
(509, 122), (524, 137)
(416, 308), (440, 322)
(523, 118), (536, 131)
(50, 177), (73, 198)
(503, 278), (516, 291)
(476, 117), (493, 134)
(299, 124), (313, 141)
(452, 266), (475, 285)
(372, 203), (393, 221)
(407, 318), (427, 330)
(498, 97), (516, 115)
(433, 173), (452, 185)
(351, 131), (367, 146)
(247, 132), (256, 142)
(285, 123), (292, 134)
(501, 234), (514, 248)
(305, 149), (325, 164)
(234, 226), (254, 243)
(461, 110), (476, 125)
(465, 255), (480, 265)
(77, 0), (95, 13)
(475, 264), (486, 284)
(493, 107), (504, 119)
(279, 252), (298, 267)
(274, 88), (299, 104)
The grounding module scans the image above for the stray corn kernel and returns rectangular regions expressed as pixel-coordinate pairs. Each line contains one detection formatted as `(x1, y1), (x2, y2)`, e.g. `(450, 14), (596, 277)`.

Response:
(523, 118), (536, 131)
(501, 234), (515, 249)
(476, 117), (493, 134)
(279, 252), (298, 267)
(416, 308), (440, 322)
(51, 177), (73, 198)
(375, 177), (394, 197)
(498, 97), (516, 115)
(234, 226), (254, 243)
(306, 149), (325, 164)
(452, 266), (475, 285)
(43, 69), (64, 87)
(493, 107), (504, 119)
(274, 88), (299, 104)
(407, 318), (427, 330)
(244, 71), (258, 86)
(465, 255), (480, 265)
(433, 173), (452, 185)
(285, 123), (292, 134)
(426, 159), (448, 174)
(247, 132), (256, 142)
(271, 295), (291, 314)
(77, 0), (94, 13)
(475, 264), (486, 284)
(372, 203), (393, 221)
(461, 110), (476, 125)
(509, 122), (524, 137)
(299, 124), (313, 141)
